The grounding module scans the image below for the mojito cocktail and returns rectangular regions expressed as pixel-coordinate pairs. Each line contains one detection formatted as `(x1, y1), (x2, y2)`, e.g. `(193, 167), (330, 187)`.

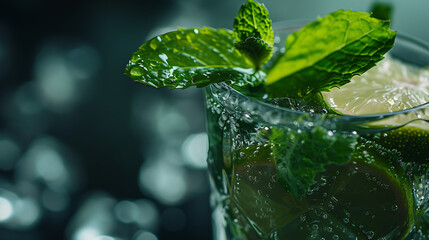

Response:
(123, 0), (429, 239)
(205, 33), (429, 239)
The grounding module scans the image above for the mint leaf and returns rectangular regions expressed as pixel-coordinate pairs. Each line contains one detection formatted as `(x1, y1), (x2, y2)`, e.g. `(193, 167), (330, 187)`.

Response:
(265, 9), (396, 98)
(233, 0), (274, 68)
(270, 126), (357, 199)
(235, 37), (272, 69)
(233, 0), (274, 45)
(124, 27), (265, 89)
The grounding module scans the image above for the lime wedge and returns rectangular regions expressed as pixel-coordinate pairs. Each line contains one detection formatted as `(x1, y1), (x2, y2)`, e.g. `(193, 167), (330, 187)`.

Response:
(323, 56), (429, 163)
(323, 55), (429, 115)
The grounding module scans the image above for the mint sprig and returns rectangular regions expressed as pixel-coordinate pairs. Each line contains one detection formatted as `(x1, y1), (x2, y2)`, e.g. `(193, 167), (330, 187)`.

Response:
(266, 10), (396, 98)
(233, 0), (274, 68)
(124, 27), (265, 89)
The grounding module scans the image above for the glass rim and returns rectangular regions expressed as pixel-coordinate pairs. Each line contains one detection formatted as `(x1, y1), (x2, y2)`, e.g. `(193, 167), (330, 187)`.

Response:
(208, 20), (429, 124)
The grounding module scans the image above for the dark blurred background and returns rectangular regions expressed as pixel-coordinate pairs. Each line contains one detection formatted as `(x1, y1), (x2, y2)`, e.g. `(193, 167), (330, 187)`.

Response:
(0, 0), (428, 240)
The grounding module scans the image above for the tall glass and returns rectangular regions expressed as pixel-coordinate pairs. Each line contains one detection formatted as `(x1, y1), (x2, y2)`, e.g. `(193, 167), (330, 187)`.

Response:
(205, 23), (429, 240)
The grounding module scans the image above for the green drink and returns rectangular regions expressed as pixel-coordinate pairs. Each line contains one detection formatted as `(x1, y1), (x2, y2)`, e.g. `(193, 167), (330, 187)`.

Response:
(123, 1), (429, 239)
(205, 29), (429, 239)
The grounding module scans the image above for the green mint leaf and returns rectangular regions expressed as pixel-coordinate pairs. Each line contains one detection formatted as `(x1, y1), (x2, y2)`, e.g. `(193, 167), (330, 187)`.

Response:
(233, 0), (274, 68)
(124, 27), (265, 89)
(270, 126), (357, 199)
(235, 37), (272, 69)
(370, 2), (393, 21)
(265, 9), (396, 98)
(233, 0), (274, 45)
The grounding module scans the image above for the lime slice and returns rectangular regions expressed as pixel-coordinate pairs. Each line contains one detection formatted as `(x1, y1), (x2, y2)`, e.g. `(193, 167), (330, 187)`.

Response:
(323, 56), (429, 163)
(323, 55), (429, 115)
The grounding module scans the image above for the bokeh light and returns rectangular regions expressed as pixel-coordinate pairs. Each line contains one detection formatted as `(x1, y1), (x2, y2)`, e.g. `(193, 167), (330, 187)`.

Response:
(34, 41), (100, 114)
(13, 197), (41, 228)
(181, 132), (208, 169)
(133, 199), (160, 231)
(0, 134), (21, 171)
(138, 152), (187, 205)
(133, 230), (158, 240)
(67, 192), (160, 240)
(73, 226), (102, 240)
(95, 236), (117, 240)
(0, 196), (13, 221)
(114, 200), (139, 224)
(15, 136), (81, 193)
(0, 185), (42, 230)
